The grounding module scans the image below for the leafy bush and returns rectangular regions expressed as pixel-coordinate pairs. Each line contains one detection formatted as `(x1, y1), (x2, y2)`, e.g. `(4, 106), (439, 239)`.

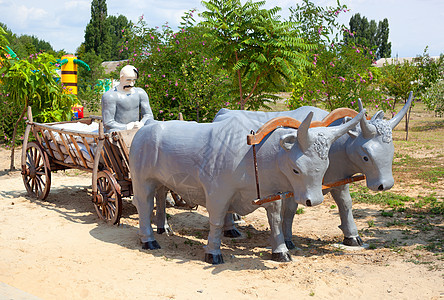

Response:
(1, 26), (76, 168)
(287, 0), (385, 111)
(423, 80), (444, 117)
(122, 12), (229, 122)
(0, 93), (25, 147)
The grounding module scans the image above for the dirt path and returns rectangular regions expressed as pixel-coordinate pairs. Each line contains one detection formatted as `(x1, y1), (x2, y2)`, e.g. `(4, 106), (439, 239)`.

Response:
(0, 144), (442, 299)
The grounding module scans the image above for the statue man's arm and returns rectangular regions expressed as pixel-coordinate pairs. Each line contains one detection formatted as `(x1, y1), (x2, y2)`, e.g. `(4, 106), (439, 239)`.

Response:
(138, 88), (154, 124)
(102, 92), (127, 132)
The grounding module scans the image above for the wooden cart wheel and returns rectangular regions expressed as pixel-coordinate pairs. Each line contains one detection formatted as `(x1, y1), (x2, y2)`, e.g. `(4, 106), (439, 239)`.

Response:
(22, 141), (51, 200)
(94, 170), (122, 225)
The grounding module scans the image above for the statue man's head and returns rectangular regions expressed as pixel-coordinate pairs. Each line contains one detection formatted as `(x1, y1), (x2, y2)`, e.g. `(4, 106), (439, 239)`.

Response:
(118, 65), (139, 93)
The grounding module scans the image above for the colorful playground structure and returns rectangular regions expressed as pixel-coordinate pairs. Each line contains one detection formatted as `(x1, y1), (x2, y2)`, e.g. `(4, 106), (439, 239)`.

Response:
(56, 54), (91, 119)
(57, 54), (90, 95)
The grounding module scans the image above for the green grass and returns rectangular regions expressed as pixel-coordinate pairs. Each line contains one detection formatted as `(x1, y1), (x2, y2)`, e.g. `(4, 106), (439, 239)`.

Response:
(418, 166), (444, 183)
(413, 194), (444, 215)
(410, 119), (444, 132)
(350, 186), (414, 208)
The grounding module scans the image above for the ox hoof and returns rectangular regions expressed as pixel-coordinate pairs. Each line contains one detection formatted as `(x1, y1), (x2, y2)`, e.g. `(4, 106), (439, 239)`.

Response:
(285, 240), (296, 250)
(232, 213), (242, 222)
(224, 228), (241, 238)
(142, 240), (161, 250)
(205, 253), (224, 265)
(157, 227), (174, 235)
(343, 236), (363, 247)
(272, 251), (292, 262)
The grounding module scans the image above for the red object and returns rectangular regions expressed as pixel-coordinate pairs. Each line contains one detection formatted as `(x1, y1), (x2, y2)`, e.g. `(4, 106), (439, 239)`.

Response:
(72, 105), (84, 119)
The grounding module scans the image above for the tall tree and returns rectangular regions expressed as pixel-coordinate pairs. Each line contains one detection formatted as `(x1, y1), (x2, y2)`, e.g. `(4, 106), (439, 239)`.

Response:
(84, 0), (111, 60)
(107, 15), (132, 61)
(345, 13), (391, 59)
(0, 22), (57, 58)
(200, 0), (313, 110)
(376, 18), (391, 59)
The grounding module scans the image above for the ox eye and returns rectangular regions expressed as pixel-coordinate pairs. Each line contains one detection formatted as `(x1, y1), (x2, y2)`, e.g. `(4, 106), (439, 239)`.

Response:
(293, 169), (299, 174)
(363, 156), (369, 162)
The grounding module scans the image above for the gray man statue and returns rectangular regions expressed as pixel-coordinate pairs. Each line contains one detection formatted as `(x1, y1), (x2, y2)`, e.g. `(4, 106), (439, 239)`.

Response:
(101, 65), (153, 133)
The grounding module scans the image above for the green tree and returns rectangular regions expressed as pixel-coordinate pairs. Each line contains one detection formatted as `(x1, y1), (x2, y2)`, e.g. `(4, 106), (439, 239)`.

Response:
(107, 15), (132, 61)
(84, 0), (111, 60)
(77, 50), (105, 113)
(380, 59), (420, 140)
(423, 80), (444, 117)
(124, 12), (228, 121)
(415, 48), (444, 94)
(200, 0), (313, 110)
(0, 27), (76, 169)
(345, 13), (391, 59)
(376, 18), (391, 59)
(288, 0), (384, 111)
(0, 22), (57, 58)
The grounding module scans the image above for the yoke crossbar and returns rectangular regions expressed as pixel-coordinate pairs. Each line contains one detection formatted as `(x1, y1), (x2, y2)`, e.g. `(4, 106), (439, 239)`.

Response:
(249, 107), (369, 205)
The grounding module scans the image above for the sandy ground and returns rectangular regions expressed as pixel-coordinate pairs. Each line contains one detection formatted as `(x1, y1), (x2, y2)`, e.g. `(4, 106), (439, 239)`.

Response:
(0, 145), (443, 300)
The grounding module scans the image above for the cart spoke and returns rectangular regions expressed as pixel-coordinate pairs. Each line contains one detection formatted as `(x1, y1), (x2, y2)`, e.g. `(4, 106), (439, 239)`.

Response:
(35, 174), (45, 187)
(36, 164), (45, 172)
(35, 151), (41, 165)
(27, 150), (34, 166)
(107, 190), (114, 198)
(35, 176), (43, 193)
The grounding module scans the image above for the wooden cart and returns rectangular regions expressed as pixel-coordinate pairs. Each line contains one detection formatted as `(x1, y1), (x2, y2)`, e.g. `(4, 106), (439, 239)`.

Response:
(21, 106), (136, 224)
(21, 105), (368, 224)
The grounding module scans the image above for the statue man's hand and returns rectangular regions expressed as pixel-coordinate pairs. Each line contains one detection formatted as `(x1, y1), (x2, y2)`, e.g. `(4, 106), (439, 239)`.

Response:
(126, 122), (135, 130)
(133, 121), (144, 129)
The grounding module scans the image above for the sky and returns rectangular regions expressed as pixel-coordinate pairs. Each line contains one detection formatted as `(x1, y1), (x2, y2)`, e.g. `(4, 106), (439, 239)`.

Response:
(1, 0), (443, 58)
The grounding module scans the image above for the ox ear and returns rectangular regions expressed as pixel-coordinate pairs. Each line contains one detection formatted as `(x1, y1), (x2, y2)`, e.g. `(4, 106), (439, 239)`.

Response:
(296, 111), (314, 153)
(280, 133), (297, 151)
(329, 109), (366, 143)
(389, 91), (413, 129)
(343, 116), (359, 138)
(371, 110), (385, 121)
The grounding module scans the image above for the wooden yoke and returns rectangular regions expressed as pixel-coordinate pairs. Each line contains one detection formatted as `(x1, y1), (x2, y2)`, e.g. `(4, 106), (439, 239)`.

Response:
(247, 107), (369, 205)
(247, 107), (368, 145)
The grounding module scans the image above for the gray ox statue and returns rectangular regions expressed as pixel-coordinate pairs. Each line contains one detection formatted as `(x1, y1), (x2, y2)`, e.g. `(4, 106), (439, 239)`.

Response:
(213, 92), (414, 248)
(129, 110), (366, 264)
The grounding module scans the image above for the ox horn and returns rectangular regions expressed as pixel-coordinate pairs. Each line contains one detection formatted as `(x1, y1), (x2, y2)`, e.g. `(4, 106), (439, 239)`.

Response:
(329, 109), (367, 143)
(389, 91), (414, 129)
(359, 98), (377, 139)
(358, 98), (364, 113)
(296, 111), (314, 153)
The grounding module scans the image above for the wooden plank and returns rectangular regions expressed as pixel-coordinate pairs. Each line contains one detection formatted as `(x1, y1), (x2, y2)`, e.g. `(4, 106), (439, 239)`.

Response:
(47, 130), (64, 162)
(105, 139), (125, 180)
(38, 128), (56, 159)
(81, 136), (96, 166)
(252, 175), (366, 206)
(322, 174), (366, 189)
(57, 131), (77, 166)
(69, 135), (89, 168)
(115, 132), (131, 179)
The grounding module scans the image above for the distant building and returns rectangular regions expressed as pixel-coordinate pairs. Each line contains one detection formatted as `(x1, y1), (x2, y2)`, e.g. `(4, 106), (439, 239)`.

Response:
(100, 60), (128, 91)
(374, 56), (441, 67)
(101, 60), (128, 74)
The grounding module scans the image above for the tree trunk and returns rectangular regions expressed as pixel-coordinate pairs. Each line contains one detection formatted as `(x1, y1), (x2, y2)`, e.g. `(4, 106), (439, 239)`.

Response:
(392, 97), (397, 113)
(235, 51), (244, 110)
(10, 105), (28, 170)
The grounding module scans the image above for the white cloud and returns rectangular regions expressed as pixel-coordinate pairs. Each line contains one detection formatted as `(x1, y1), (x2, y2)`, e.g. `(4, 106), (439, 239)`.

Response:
(0, 0), (442, 56)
